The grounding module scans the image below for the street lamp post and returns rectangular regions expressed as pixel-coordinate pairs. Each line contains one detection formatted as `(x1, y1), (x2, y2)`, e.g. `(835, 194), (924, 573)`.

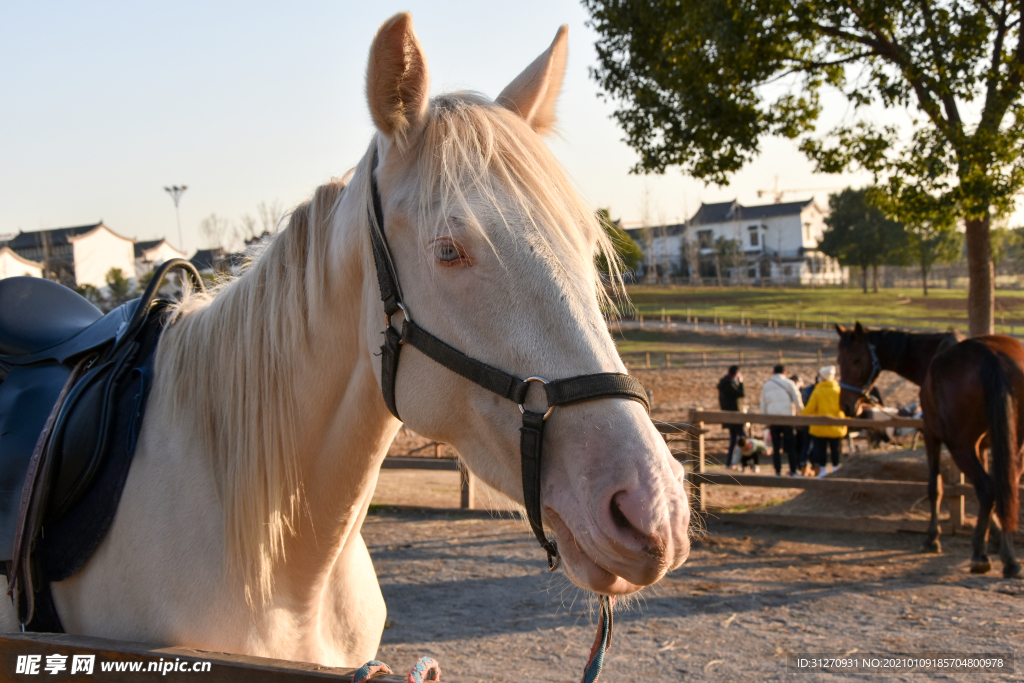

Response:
(164, 185), (188, 252)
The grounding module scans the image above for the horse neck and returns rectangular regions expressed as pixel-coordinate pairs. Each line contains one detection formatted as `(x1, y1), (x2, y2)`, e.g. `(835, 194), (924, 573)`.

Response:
(869, 330), (947, 385)
(156, 178), (398, 608)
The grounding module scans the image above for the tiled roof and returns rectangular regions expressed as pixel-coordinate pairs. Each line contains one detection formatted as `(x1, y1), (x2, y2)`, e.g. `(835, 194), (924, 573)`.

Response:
(5, 222), (104, 249)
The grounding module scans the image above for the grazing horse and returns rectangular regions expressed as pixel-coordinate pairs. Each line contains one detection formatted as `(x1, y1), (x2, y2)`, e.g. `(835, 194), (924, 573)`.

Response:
(835, 323), (1023, 579)
(0, 14), (689, 665)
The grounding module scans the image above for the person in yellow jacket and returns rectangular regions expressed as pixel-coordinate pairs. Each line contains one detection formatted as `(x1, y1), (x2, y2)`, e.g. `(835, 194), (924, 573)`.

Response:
(800, 365), (847, 477)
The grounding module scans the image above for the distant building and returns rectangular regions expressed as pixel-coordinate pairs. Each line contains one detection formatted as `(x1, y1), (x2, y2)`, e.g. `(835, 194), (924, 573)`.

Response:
(1, 222), (136, 288)
(190, 248), (229, 275)
(135, 239), (187, 276)
(626, 199), (847, 285)
(0, 246), (43, 279)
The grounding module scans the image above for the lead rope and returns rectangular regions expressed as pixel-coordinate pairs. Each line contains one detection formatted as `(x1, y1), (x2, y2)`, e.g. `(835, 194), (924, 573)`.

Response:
(353, 657), (440, 683)
(353, 597), (613, 683)
(581, 595), (615, 683)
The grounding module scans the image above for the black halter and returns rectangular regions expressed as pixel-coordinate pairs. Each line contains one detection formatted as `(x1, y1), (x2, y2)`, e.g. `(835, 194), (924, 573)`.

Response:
(366, 148), (650, 570)
(838, 339), (882, 405)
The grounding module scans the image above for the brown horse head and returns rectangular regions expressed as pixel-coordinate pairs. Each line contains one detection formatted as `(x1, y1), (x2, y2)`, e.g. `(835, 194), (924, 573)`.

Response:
(835, 321), (874, 416)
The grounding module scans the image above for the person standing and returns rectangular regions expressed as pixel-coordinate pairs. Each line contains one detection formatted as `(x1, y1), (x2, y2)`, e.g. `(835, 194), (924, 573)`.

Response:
(759, 364), (804, 476)
(718, 364), (745, 469)
(801, 365), (847, 477)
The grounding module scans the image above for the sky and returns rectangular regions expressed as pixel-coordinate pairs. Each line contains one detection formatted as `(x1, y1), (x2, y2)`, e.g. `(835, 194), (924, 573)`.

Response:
(2, 1), (1014, 255)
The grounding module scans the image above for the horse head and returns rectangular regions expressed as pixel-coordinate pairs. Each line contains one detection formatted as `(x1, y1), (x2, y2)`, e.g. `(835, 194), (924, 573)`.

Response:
(835, 321), (874, 416)
(359, 13), (689, 595)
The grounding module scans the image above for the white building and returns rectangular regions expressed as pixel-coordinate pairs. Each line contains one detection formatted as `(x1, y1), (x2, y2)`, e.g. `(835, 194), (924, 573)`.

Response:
(0, 246), (43, 279)
(135, 239), (186, 276)
(627, 199), (848, 285)
(2, 222), (137, 289)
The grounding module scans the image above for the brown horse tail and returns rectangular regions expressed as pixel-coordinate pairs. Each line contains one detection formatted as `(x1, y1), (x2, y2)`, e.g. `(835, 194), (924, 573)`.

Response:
(980, 346), (1019, 532)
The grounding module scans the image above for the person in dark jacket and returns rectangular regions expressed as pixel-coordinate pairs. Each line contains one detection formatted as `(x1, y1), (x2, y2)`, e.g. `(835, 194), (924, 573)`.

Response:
(718, 365), (745, 469)
(795, 373), (818, 475)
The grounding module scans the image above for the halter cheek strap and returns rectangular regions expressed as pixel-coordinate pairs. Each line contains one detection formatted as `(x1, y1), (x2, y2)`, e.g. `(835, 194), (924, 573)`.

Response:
(839, 340), (882, 405)
(366, 148), (650, 569)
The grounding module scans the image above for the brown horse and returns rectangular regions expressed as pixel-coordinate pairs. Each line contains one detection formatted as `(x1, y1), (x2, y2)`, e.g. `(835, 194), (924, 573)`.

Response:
(835, 323), (1024, 579)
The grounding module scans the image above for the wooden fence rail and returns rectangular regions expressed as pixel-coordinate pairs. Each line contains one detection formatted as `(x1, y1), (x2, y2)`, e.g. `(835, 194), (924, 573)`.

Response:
(655, 409), (987, 535)
(380, 453), (475, 509)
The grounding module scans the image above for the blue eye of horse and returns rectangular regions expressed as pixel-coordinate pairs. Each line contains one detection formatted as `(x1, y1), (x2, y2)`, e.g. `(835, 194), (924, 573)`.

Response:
(437, 244), (459, 262)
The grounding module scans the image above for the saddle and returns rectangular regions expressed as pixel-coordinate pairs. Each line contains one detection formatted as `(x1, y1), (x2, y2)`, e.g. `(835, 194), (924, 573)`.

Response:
(0, 259), (203, 629)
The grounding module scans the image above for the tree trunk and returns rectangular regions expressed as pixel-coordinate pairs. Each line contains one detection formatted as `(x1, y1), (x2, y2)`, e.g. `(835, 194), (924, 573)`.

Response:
(872, 265), (879, 293)
(964, 213), (994, 335)
(861, 266), (868, 294)
(921, 262), (929, 296)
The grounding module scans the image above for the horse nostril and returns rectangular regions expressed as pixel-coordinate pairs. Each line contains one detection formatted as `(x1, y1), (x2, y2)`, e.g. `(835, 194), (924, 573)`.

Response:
(610, 492), (633, 531)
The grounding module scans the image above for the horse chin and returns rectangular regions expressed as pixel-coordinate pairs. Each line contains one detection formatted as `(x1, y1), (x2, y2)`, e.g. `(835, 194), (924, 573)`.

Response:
(545, 509), (649, 596)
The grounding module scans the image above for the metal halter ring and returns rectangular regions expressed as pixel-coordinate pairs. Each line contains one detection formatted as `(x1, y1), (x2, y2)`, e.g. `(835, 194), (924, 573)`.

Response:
(518, 376), (553, 420)
(385, 302), (408, 332)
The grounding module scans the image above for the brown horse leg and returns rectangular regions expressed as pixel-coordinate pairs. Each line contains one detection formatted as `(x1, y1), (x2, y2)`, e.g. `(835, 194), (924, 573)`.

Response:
(922, 432), (943, 553)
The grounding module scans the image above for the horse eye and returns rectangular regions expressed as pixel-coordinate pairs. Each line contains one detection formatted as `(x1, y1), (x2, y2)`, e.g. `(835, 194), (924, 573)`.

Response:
(436, 243), (461, 263)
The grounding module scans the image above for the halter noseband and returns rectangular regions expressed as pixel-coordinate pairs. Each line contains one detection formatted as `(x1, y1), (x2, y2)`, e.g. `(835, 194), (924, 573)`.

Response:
(838, 339), (882, 405)
(366, 148), (650, 570)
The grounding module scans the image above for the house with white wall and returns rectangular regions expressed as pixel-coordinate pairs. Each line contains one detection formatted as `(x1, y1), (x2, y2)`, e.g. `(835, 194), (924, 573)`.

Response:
(0, 246), (43, 279)
(135, 239), (186, 276)
(626, 198), (848, 285)
(3, 222), (136, 289)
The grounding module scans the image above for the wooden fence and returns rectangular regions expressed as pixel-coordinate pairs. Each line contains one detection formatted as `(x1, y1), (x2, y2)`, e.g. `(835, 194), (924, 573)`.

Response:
(655, 409), (997, 535)
(380, 453), (475, 509)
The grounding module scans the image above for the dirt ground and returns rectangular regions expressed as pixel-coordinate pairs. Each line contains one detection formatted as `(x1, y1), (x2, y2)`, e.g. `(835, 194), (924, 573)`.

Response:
(365, 511), (1024, 682)
(368, 330), (1023, 681)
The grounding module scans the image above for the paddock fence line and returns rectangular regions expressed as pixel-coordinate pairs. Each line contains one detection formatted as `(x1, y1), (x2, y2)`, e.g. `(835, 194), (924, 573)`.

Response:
(608, 308), (1024, 340)
(655, 409), (995, 537)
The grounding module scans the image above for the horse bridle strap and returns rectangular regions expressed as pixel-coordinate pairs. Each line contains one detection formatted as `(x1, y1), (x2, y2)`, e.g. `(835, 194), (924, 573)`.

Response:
(839, 340), (882, 403)
(367, 148), (649, 569)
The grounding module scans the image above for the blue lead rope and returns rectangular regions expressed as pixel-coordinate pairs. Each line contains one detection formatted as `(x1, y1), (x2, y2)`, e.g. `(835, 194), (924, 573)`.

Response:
(581, 595), (615, 683)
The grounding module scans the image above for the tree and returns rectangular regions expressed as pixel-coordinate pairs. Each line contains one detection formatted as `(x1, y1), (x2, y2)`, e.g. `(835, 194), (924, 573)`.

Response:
(871, 184), (962, 295)
(712, 236), (740, 287)
(583, 0), (1024, 335)
(199, 213), (231, 249)
(595, 208), (644, 274)
(104, 267), (136, 308)
(991, 225), (1024, 268)
(819, 188), (906, 293)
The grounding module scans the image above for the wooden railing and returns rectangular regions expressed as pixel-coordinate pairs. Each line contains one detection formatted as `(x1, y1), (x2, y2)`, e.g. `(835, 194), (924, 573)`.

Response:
(651, 409), (990, 535)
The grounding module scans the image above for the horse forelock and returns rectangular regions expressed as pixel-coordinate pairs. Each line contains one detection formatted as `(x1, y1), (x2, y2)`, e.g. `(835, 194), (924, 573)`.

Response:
(155, 176), (349, 607)
(408, 92), (624, 308)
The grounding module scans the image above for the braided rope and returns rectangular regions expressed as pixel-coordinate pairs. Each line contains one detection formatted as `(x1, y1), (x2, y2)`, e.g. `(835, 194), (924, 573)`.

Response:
(407, 657), (442, 682)
(353, 660), (394, 682)
(580, 595), (615, 683)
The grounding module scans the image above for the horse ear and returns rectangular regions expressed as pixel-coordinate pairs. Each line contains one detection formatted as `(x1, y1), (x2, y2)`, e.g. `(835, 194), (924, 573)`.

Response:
(366, 12), (430, 150)
(496, 25), (568, 135)
(834, 324), (846, 336)
(854, 321), (866, 337)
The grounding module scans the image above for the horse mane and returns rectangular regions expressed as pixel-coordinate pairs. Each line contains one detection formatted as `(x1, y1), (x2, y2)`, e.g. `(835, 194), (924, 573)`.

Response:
(154, 178), (347, 605)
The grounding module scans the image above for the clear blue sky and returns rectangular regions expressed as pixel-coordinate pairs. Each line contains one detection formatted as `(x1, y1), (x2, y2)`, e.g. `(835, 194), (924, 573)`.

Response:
(1, 1), (967, 254)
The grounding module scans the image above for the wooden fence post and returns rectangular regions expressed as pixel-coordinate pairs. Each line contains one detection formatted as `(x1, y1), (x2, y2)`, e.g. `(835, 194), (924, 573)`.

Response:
(460, 469), (476, 509)
(697, 419), (706, 513)
(702, 352), (707, 366)
(666, 353), (671, 368)
(778, 349), (783, 363)
(818, 348), (822, 363)
(645, 352), (651, 368)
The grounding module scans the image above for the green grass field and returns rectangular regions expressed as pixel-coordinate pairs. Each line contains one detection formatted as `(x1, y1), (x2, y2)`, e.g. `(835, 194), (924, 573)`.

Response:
(622, 286), (1024, 331)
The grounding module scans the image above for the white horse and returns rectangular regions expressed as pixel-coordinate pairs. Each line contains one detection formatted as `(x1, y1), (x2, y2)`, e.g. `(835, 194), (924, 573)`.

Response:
(2, 13), (689, 666)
